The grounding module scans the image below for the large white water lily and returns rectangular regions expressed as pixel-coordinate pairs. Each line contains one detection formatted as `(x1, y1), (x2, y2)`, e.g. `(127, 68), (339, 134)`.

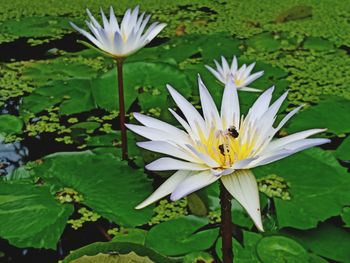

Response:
(126, 76), (329, 231)
(70, 6), (166, 58)
(206, 56), (264, 92)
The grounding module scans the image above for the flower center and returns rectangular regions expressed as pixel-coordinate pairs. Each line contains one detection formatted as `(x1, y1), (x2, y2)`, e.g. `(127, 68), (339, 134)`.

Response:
(234, 78), (243, 87)
(194, 126), (253, 169)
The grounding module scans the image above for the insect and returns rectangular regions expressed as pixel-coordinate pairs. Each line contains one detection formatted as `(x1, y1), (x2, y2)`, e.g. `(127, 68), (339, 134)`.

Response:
(218, 144), (230, 156)
(228, 126), (239, 138)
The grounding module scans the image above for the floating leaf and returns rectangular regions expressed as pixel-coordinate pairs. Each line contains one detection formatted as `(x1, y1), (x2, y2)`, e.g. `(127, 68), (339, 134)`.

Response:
(34, 151), (153, 227)
(284, 223), (350, 262)
(256, 236), (308, 263)
(91, 62), (191, 112)
(246, 32), (281, 53)
(286, 97), (350, 135)
(303, 37), (334, 51)
(0, 115), (23, 135)
(183, 251), (214, 263)
(112, 228), (148, 245)
(145, 215), (219, 256)
(70, 252), (154, 263)
(254, 148), (350, 229)
(341, 207), (350, 227)
(62, 241), (179, 263)
(335, 136), (350, 161)
(0, 181), (73, 249)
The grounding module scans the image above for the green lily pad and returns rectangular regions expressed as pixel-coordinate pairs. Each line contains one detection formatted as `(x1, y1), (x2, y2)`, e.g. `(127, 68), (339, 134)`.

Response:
(91, 61), (192, 112)
(23, 58), (97, 86)
(286, 96), (350, 135)
(303, 37), (334, 51)
(0, 16), (72, 41)
(34, 151), (153, 227)
(0, 181), (73, 249)
(256, 236), (308, 263)
(183, 251), (214, 263)
(145, 215), (219, 256)
(254, 148), (350, 229)
(246, 32), (281, 53)
(62, 241), (179, 263)
(0, 115), (23, 135)
(69, 252), (154, 263)
(20, 79), (95, 116)
(112, 228), (148, 245)
(335, 136), (350, 161)
(341, 207), (350, 227)
(284, 223), (350, 262)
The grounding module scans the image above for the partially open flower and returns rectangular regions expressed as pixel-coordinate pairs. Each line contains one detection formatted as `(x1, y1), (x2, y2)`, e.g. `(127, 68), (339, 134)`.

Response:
(70, 6), (166, 58)
(206, 56), (264, 92)
(127, 76), (329, 231)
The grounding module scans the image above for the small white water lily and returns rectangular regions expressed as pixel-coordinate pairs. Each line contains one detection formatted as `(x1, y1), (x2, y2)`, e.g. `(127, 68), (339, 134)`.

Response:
(126, 76), (329, 231)
(70, 6), (166, 57)
(206, 56), (264, 92)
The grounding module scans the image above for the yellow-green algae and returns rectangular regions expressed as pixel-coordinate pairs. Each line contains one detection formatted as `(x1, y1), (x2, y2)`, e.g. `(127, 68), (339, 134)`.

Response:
(68, 207), (101, 230)
(257, 174), (291, 201)
(148, 198), (188, 226)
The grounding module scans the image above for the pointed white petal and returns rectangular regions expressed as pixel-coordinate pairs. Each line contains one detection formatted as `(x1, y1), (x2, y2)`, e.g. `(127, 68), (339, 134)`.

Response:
(135, 170), (190, 209)
(133, 112), (190, 143)
(243, 62), (256, 79)
(198, 75), (221, 129)
(186, 144), (220, 167)
(109, 6), (120, 30)
(137, 141), (199, 163)
(221, 79), (240, 129)
(70, 22), (103, 49)
(126, 124), (183, 144)
(274, 105), (303, 132)
(230, 56), (238, 73)
(244, 71), (264, 86)
(167, 84), (206, 138)
(143, 22), (166, 42)
(146, 157), (208, 171)
(221, 56), (230, 74)
(205, 65), (225, 84)
(86, 9), (101, 29)
(246, 86), (274, 121)
(239, 87), (263, 92)
(221, 170), (263, 231)
(171, 170), (220, 201)
(265, 128), (327, 153)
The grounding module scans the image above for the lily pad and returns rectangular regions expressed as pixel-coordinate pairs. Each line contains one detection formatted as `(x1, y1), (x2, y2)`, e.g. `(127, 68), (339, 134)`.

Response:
(91, 61), (192, 112)
(254, 148), (350, 229)
(303, 37), (334, 51)
(0, 181), (73, 249)
(63, 241), (179, 263)
(256, 236), (308, 263)
(112, 228), (148, 245)
(246, 32), (281, 53)
(0, 115), (23, 135)
(335, 136), (350, 161)
(34, 151), (153, 227)
(286, 96), (350, 135)
(70, 252), (154, 263)
(284, 223), (350, 262)
(145, 215), (219, 256)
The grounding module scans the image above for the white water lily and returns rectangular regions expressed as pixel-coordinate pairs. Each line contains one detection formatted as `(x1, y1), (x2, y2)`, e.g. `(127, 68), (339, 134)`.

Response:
(126, 76), (329, 231)
(206, 56), (264, 92)
(70, 6), (166, 57)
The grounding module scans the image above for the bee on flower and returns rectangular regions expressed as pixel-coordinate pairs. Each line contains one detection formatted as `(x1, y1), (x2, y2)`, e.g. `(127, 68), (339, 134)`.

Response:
(127, 75), (329, 231)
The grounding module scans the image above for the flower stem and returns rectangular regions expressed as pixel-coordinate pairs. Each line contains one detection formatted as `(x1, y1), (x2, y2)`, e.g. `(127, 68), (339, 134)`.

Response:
(220, 181), (233, 262)
(116, 58), (128, 160)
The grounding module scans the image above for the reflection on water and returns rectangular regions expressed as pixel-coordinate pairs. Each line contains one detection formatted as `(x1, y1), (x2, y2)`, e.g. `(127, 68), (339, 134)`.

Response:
(0, 138), (28, 179)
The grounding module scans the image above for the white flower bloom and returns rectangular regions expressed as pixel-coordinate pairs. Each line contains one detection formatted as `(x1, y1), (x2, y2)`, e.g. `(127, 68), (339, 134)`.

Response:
(70, 6), (166, 57)
(206, 56), (264, 92)
(126, 76), (329, 231)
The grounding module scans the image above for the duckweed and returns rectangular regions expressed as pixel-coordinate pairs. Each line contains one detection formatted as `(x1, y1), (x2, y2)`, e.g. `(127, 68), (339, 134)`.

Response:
(258, 174), (291, 200)
(148, 198), (188, 226)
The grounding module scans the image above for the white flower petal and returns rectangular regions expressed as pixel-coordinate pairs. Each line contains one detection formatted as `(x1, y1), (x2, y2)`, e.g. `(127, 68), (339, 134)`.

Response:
(133, 112), (190, 143)
(246, 86), (274, 121)
(244, 71), (264, 86)
(239, 87), (263, 92)
(70, 22), (102, 49)
(221, 170), (263, 231)
(167, 84), (206, 138)
(205, 65), (225, 84)
(265, 128), (327, 153)
(146, 157), (208, 171)
(221, 79), (240, 129)
(171, 170), (220, 200)
(137, 141), (199, 163)
(230, 56), (238, 73)
(135, 170), (190, 209)
(198, 75), (221, 129)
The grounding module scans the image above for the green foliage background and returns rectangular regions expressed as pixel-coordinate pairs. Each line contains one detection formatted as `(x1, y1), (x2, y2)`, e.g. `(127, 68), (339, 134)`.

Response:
(0, 0), (350, 262)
